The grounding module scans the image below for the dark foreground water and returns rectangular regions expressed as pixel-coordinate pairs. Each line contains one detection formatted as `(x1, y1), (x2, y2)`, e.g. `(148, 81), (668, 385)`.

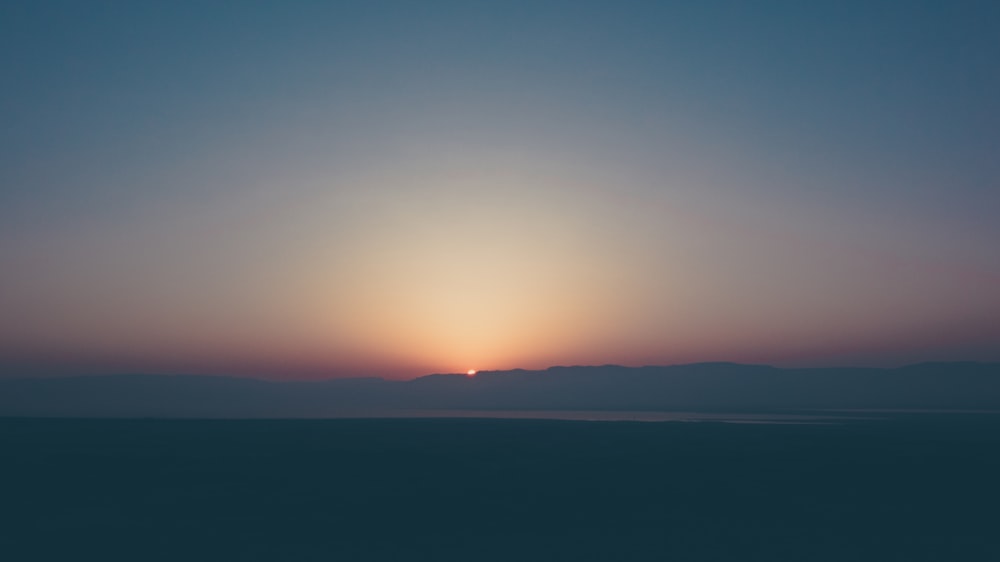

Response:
(1, 414), (998, 561)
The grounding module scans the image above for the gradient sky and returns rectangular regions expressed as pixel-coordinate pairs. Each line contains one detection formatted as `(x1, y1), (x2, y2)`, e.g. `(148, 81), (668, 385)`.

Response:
(2, 1), (998, 379)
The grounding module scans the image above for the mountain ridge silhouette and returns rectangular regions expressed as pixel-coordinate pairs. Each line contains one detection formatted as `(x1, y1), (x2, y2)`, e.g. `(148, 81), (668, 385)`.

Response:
(1, 361), (997, 417)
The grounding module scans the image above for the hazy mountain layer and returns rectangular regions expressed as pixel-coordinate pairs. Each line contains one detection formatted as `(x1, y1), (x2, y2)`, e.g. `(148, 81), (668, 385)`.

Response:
(1, 362), (997, 417)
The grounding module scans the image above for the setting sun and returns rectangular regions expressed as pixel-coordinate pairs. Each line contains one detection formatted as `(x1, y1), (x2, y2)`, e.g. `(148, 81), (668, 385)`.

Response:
(467, 370), (477, 376)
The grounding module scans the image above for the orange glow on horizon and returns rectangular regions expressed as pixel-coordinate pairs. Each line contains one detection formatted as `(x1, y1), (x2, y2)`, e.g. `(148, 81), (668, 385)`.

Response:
(4, 148), (997, 381)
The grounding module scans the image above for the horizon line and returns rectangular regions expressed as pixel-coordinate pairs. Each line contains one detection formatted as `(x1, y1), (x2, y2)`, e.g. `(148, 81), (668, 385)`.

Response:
(3, 359), (996, 384)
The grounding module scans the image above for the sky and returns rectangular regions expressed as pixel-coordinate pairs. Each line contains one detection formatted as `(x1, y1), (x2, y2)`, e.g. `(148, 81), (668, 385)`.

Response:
(1, 0), (998, 379)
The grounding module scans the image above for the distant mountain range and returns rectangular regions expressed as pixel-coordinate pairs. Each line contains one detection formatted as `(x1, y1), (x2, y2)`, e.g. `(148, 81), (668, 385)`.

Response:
(1, 362), (998, 417)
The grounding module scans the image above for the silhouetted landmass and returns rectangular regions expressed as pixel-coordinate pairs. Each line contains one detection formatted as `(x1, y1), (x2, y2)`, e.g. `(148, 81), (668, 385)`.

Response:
(1, 416), (998, 561)
(0, 362), (998, 417)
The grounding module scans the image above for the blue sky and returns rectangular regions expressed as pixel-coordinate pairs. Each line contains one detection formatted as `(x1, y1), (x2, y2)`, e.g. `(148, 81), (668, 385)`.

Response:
(2, 1), (998, 378)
